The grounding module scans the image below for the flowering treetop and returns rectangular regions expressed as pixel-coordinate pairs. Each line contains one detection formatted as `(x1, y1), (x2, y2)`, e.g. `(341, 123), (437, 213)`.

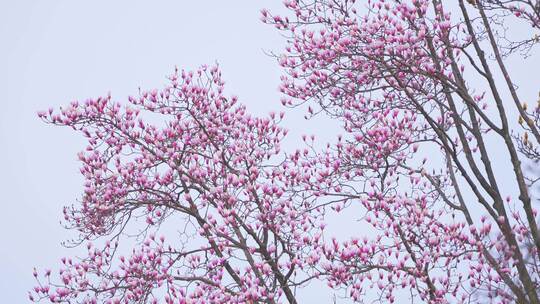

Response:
(31, 0), (540, 303)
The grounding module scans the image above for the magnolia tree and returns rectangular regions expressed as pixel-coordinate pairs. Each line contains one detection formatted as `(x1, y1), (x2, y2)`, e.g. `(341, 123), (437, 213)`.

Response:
(30, 0), (540, 303)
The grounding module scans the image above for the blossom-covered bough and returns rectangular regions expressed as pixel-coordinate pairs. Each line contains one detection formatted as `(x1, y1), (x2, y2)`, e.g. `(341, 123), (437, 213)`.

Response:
(263, 0), (540, 303)
(32, 66), (327, 303)
(31, 0), (540, 303)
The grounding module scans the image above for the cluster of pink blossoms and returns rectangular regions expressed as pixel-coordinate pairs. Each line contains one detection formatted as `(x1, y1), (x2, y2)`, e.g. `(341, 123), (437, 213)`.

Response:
(261, 0), (540, 303)
(32, 66), (328, 303)
(31, 0), (540, 303)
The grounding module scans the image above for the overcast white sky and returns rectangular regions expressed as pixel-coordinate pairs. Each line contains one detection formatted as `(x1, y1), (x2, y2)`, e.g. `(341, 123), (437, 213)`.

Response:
(0, 1), (342, 301)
